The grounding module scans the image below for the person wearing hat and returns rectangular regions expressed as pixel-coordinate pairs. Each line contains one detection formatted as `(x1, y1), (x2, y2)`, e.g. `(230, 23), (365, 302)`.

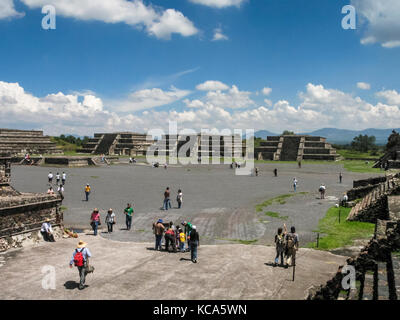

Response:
(40, 218), (55, 242)
(152, 219), (165, 251)
(84, 184), (91, 201)
(69, 240), (92, 290)
(105, 208), (116, 233)
(189, 225), (200, 263)
(90, 208), (101, 236)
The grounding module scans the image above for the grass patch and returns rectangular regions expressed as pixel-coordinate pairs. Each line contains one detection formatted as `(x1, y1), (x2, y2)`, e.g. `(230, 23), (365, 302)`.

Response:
(255, 192), (308, 213)
(308, 206), (375, 250)
(336, 149), (383, 160)
(60, 206), (67, 212)
(341, 160), (382, 174)
(265, 211), (288, 220)
(90, 176), (99, 179)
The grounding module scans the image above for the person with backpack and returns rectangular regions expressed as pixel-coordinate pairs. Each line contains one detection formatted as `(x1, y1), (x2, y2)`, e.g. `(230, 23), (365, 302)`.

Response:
(274, 226), (286, 266)
(152, 219), (165, 251)
(90, 208), (101, 236)
(319, 184), (326, 199)
(189, 226), (200, 263)
(177, 189), (183, 209)
(105, 208), (116, 233)
(285, 226), (299, 268)
(165, 223), (177, 252)
(69, 240), (92, 290)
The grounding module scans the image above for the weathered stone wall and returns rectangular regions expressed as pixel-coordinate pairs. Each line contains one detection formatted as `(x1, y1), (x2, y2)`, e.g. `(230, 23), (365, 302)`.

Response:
(347, 185), (376, 201)
(353, 176), (387, 188)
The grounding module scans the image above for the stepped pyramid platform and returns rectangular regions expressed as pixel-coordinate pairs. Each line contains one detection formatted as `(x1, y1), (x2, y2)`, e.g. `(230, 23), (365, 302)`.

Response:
(78, 132), (154, 156)
(255, 135), (339, 161)
(0, 129), (62, 156)
(150, 134), (245, 159)
(0, 155), (63, 252)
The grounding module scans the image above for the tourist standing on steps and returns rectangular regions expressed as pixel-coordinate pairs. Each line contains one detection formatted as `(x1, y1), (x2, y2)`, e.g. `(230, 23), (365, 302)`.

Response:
(62, 172), (66, 185)
(48, 172), (53, 184)
(69, 240), (92, 290)
(105, 208), (116, 233)
(124, 203), (134, 230)
(293, 178), (298, 192)
(177, 189), (183, 209)
(163, 187), (171, 210)
(274, 225), (286, 266)
(152, 219), (165, 251)
(90, 208), (100, 236)
(189, 226), (200, 263)
(85, 184), (91, 201)
(40, 218), (55, 242)
(285, 226), (299, 268)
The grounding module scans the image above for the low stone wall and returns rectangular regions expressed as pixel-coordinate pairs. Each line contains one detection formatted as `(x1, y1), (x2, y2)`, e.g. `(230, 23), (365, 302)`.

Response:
(347, 185), (376, 201)
(353, 176), (387, 188)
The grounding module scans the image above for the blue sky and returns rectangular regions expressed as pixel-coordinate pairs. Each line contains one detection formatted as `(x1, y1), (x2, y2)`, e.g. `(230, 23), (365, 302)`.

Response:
(0, 0), (399, 135)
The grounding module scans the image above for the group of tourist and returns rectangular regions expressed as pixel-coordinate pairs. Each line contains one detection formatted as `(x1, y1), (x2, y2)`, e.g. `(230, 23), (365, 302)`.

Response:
(274, 223), (299, 268)
(152, 219), (200, 263)
(47, 172), (67, 197)
(163, 187), (183, 210)
(88, 203), (133, 235)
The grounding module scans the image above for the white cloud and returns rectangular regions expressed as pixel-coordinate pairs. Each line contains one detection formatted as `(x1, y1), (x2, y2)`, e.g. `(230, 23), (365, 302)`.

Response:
(0, 0), (24, 19)
(352, 0), (400, 48)
(19, 0), (198, 39)
(262, 87), (272, 96)
(196, 80), (229, 91)
(1, 80), (400, 136)
(212, 27), (228, 41)
(263, 99), (272, 107)
(357, 82), (371, 90)
(113, 87), (191, 112)
(189, 0), (246, 8)
(205, 85), (255, 109)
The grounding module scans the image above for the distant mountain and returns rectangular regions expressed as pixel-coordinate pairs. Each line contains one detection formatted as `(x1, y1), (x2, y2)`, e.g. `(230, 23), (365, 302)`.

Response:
(253, 128), (400, 145)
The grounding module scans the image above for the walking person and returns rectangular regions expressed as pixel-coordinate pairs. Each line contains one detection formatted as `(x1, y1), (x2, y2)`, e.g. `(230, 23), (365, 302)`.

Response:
(274, 168), (278, 177)
(274, 226), (286, 266)
(124, 203), (134, 230)
(105, 209), (116, 233)
(189, 226), (200, 263)
(62, 172), (66, 185)
(163, 187), (171, 210)
(293, 177), (298, 192)
(40, 218), (55, 242)
(90, 208), (100, 236)
(85, 184), (91, 201)
(69, 240), (92, 290)
(298, 161), (302, 169)
(152, 219), (165, 251)
(319, 183), (326, 199)
(48, 172), (53, 184)
(285, 226), (299, 268)
(182, 221), (193, 251)
(177, 189), (183, 209)
(339, 172), (343, 184)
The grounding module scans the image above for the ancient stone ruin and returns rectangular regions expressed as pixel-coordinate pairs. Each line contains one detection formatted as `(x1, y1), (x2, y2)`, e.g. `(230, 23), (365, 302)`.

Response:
(0, 154), (63, 252)
(0, 128), (62, 156)
(374, 130), (400, 169)
(255, 135), (339, 161)
(308, 176), (400, 300)
(79, 132), (154, 156)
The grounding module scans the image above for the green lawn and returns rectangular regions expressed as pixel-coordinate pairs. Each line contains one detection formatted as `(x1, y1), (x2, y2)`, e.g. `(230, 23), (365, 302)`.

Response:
(308, 206), (375, 250)
(255, 192), (308, 213)
(336, 149), (383, 159)
(341, 160), (382, 173)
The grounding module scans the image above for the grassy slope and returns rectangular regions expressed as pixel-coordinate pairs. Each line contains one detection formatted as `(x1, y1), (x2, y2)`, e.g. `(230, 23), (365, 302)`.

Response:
(308, 206), (375, 250)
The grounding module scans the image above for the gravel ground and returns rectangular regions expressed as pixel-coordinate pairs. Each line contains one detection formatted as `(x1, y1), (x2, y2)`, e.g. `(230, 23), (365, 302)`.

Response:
(11, 161), (382, 246)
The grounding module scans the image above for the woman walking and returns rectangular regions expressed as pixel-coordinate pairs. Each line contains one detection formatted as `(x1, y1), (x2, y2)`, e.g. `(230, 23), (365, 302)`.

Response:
(105, 208), (116, 233)
(189, 226), (200, 263)
(177, 189), (183, 209)
(90, 208), (100, 236)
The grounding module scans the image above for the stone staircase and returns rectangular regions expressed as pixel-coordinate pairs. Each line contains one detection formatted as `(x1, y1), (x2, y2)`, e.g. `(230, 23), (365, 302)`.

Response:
(347, 175), (400, 222)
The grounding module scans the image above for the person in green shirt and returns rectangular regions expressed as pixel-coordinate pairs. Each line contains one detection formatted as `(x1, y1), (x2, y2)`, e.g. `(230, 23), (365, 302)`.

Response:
(124, 203), (134, 230)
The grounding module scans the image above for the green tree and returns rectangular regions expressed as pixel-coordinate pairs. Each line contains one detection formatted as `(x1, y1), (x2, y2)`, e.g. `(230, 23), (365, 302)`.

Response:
(282, 130), (295, 135)
(351, 135), (377, 153)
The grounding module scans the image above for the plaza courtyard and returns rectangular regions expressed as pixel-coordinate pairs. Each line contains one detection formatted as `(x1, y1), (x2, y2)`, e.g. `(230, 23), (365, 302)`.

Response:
(11, 160), (382, 245)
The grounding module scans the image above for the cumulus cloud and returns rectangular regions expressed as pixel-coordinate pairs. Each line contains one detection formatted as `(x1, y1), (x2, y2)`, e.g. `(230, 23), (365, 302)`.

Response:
(357, 82), (371, 90)
(113, 87), (191, 112)
(196, 80), (229, 91)
(205, 85), (255, 109)
(0, 0), (24, 19)
(19, 0), (198, 39)
(1, 80), (400, 136)
(262, 87), (272, 96)
(352, 0), (400, 48)
(212, 27), (229, 41)
(189, 0), (246, 8)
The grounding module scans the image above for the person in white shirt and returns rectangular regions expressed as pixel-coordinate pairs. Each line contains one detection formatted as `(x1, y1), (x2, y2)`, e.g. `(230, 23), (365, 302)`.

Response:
(48, 172), (53, 184)
(40, 218), (55, 242)
(62, 172), (66, 185)
(177, 189), (183, 209)
(293, 178), (298, 192)
(56, 173), (60, 184)
(319, 184), (326, 199)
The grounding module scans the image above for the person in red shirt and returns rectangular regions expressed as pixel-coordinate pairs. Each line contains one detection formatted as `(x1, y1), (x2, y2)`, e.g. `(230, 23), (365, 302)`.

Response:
(90, 208), (101, 236)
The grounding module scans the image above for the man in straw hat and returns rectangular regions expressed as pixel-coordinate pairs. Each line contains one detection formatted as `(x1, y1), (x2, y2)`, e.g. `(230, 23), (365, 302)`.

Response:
(40, 218), (55, 242)
(69, 240), (92, 290)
